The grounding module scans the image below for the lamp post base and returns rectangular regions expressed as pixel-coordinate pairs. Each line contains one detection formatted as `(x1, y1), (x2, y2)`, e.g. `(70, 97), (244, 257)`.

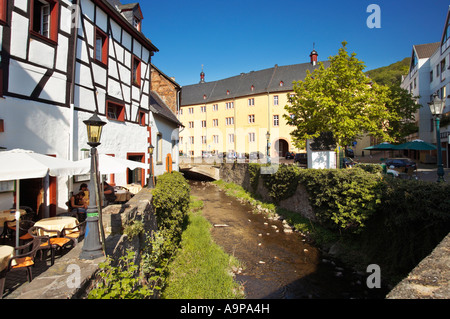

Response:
(79, 215), (104, 260)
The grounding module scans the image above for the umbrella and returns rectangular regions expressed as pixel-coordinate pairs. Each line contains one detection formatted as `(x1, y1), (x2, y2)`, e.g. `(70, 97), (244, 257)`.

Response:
(0, 149), (90, 248)
(75, 154), (148, 174)
(364, 142), (397, 151)
(394, 140), (437, 151)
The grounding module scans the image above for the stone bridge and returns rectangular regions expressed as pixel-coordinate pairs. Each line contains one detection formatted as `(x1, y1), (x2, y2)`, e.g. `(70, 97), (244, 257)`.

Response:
(179, 162), (221, 180)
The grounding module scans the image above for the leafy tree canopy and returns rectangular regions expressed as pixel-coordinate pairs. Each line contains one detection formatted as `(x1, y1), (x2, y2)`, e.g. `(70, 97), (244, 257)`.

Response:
(285, 41), (393, 149)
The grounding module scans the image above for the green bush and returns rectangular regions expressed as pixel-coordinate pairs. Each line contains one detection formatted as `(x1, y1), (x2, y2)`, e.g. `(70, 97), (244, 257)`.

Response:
(296, 167), (382, 233)
(354, 163), (383, 174)
(262, 164), (301, 202)
(360, 179), (450, 277)
(152, 171), (191, 245)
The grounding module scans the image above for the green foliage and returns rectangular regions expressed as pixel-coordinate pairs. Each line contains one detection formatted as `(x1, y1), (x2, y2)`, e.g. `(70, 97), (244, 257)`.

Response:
(152, 171), (191, 248)
(262, 164), (301, 202)
(248, 163), (261, 191)
(384, 85), (421, 143)
(297, 168), (382, 233)
(88, 250), (154, 299)
(359, 179), (450, 278)
(365, 57), (411, 87)
(123, 220), (145, 239)
(284, 41), (392, 149)
(354, 163), (383, 174)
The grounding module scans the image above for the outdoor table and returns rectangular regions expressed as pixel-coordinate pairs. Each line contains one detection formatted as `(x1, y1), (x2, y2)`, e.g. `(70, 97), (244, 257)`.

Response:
(0, 245), (14, 272)
(126, 183), (142, 195)
(0, 209), (26, 227)
(34, 216), (79, 236)
(115, 189), (132, 202)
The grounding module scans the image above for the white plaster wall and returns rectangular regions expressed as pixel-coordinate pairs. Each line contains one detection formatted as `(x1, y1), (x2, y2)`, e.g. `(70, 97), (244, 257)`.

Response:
(95, 6), (108, 33)
(0, 97), (73, 212)
(10, 12), (29, 60)
(29, 40), (56, 69)
(14, 0), (28, 12)
(39, 72), (67, 104)
(150, 113), (180, 176)
(75, 112), (149, 187)
(8, 59), (45, 96)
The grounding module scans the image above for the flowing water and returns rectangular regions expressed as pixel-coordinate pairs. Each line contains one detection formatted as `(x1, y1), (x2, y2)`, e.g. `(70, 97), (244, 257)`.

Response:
(189, 180), (387, 299)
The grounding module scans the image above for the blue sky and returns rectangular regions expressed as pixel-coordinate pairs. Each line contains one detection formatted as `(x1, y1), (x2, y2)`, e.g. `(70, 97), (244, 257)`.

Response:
(125, 0), (449, 86)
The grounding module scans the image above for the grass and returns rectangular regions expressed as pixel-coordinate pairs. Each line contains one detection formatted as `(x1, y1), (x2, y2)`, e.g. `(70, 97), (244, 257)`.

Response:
(162, 196), (245, 299)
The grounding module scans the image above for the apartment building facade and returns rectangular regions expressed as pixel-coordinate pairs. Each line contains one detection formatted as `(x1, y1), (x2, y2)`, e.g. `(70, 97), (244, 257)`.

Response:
(179, 51), (329, 159)
(401, 6), (450, 167)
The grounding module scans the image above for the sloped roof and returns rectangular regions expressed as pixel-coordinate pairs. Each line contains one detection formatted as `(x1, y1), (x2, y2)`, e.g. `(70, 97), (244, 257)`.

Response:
(150, 91), (183, 127)
(181, 61), (330, 106)
(414, 42), (440, 59)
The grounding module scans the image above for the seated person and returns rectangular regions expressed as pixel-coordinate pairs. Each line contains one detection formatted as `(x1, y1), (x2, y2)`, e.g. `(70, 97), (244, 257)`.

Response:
(103, 182), (117, 206)
(79, 183), (89, 206)
(68, 191), (88, 220)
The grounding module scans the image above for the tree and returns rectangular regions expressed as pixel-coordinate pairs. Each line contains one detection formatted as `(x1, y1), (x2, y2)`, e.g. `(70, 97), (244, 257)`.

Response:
(284, 41), (392, 149)
(384, 85), (420, 143)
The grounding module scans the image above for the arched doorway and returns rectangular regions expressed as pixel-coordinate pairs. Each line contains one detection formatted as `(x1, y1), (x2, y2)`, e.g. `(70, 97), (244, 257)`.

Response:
(274, 139), (289, 157)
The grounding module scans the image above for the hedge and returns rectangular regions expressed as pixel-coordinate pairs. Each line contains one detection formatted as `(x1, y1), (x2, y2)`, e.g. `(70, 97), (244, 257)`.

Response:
(152, 171), (191, 252)
(252, 163), (450, 277)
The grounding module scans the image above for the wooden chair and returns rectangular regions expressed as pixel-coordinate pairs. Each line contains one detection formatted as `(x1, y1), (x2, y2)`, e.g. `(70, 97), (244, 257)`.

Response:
(0, 238), (40, 299)
(61, 220), (87, 247)
(28, 226), (72, 266)
(1, 220), (35, 245)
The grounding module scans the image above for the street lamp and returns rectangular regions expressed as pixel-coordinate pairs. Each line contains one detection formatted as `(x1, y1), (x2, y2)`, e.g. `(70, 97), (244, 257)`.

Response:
(148, 143), (154, 188)
(80, 112), (106, 260)
(266, 131), (271, 164)
(428, 93), (446, 182)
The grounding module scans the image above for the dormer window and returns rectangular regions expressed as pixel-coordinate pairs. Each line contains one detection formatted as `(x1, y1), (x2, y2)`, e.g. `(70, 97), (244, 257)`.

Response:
(251, 85), (254, 91)
(133, 17), (141, 31)
(279, 81), (284, 87)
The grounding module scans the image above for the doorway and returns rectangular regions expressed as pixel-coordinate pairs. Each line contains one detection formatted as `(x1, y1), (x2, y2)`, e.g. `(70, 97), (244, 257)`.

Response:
(274, 139), (289, 157)
(127, 153), (145, 186)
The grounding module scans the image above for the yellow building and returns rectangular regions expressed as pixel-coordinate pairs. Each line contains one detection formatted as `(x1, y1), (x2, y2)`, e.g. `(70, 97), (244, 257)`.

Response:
(179, 51), (330, 158)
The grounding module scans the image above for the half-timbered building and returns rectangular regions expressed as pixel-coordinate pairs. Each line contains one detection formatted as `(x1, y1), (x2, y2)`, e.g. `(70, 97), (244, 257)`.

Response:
(0, 0), (181, 216)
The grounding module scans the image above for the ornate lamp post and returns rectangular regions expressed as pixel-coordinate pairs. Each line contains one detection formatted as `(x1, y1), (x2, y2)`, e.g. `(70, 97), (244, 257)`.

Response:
(147, 143), (154, 188)
(80, 112), (106, 260)
(428, 93), (446, 183)
(266, 131), (271, 164)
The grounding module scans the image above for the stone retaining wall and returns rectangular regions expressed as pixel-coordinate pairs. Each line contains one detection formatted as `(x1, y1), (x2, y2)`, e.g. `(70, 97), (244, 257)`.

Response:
(219, 163), (316, 221)
(7, 188), (156, 299)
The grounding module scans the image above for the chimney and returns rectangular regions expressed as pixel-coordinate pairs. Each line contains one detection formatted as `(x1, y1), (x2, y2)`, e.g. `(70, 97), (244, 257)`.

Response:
(310, 43), (318, 66)
(200, 65), (205, 83)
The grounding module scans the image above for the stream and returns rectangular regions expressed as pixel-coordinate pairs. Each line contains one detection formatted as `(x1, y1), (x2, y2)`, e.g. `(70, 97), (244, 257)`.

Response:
(189, 180), (387, 299)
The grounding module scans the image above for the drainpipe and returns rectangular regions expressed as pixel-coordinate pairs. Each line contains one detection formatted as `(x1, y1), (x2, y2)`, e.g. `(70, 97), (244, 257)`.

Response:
(69, 0), (80, 161)
(68, 1), (80, 197)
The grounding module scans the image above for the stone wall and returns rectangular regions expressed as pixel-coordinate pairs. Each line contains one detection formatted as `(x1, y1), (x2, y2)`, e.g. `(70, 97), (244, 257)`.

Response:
(7, 188), (157, 299)
(151, 67), (179, 114)
(219, 163), (316, 221)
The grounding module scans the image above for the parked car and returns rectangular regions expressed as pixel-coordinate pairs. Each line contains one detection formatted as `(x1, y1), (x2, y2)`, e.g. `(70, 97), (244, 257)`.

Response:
(249, 152), (264, 160)
(285, 151), (295, 159)
(294, 153), (307, 166)
(384, 158), (417, 173)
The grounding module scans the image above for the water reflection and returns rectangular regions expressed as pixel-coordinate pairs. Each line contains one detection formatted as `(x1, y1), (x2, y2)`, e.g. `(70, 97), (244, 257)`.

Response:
(189, 181), (386, 299)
